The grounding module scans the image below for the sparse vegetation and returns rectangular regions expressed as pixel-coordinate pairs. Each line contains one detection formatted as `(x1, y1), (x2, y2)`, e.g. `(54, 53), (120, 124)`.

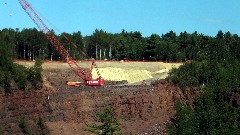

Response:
(7, 103), (18, 111)
(28, 57), (43, 89)
(0, 29), (43, 92)
(85, 106), (122, 135)
(19, 116), (29, 134)
(0, 124), (11, 135)
(37, 117), (44, 130)
(37, 116), (50, 135)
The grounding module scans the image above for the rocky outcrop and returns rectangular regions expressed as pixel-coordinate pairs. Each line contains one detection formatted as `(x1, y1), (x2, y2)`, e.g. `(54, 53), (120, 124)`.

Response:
(0, 79), (197, 134)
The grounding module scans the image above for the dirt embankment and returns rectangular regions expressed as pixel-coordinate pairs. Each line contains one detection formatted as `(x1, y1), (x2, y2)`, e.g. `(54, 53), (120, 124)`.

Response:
(0, 90), (50, 134)
(0, 61), (197, 135)
(0, 81), (196, 135)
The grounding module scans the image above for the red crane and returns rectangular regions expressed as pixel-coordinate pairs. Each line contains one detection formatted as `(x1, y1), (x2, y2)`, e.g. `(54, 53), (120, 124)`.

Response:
(18, 0), (104, 86)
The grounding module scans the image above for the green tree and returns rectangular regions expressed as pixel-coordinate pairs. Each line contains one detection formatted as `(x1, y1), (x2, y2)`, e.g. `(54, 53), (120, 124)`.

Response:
(28, 57), (43, 88)
(0, 29), (15, 66)
(167, 60), (240, 135)
(37, 117), (44, 129)
(19, 116), (29, 134)
(178, 31), (191, 50)
(0, 29), (16, 92)
(12, 64), (28, 89)
(162, 30), (177, 43)
(72, 31), (85, 59)
(85, 107), (122, 135)
(144, 34), (161, 60)
(167, 101), (198, 135)
(109, 33), (125, 60)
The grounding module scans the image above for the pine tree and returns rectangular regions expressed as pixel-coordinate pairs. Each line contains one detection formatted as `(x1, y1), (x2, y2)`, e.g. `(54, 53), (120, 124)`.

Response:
(85, 107), (122, 135)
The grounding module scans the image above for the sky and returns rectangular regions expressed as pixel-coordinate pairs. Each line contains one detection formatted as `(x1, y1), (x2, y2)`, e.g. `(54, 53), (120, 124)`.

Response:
(0, 0), (240, 37)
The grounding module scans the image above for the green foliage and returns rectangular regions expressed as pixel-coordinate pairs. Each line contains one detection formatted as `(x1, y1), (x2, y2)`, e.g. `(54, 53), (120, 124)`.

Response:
(0, 29), (43, 92)
(167, 101), (198, 135)
(0, 60), (42, 92)
(37, 117), (44, 129)
(28, 57), (43, 88)
(2, 28), (240, 62)
(37, 116), (50, 135)
(167, 59), (240, 134)
(19, 116), (29, 134)
(12, 64), (28, 89)
(1, 71), (11, 93)
(85, 106), (122, 135)
(168, 60), (221, 88)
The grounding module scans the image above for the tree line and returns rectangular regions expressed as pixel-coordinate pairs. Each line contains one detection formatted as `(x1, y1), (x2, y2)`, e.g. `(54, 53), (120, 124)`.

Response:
(0, 29), (43, 93)
(165, 31), (240, 134)
(1, 28), (240, 62)
(2, 27), (240, 134)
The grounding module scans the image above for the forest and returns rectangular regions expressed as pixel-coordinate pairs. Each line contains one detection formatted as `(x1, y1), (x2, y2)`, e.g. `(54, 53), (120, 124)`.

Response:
(1, 27), (240, 134)
(1, 28), (240, 62)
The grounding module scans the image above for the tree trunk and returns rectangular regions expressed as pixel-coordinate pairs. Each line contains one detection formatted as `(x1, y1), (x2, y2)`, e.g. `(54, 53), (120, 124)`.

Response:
(104, 48), (106, 59)
(29, 49), (31, 61)
(100, 48), (102, 60)
(24, 45), (26, 59)
(109, 44), (112, 59)
(96, 44), (98, 60)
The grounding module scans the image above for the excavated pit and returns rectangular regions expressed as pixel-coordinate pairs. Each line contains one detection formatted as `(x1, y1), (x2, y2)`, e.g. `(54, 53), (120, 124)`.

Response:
(0, 61), (197, 135)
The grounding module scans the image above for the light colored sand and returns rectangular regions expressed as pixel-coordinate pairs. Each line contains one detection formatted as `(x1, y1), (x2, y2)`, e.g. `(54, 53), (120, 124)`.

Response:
(92, 67), (153, 83)
(91, 62), (182, 83)
(16, 61), (182, 83)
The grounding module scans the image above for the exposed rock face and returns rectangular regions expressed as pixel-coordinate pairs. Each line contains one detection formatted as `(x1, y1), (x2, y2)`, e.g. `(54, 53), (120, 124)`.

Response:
(0, 79), (198, 135)
(1, 62), (192, 135)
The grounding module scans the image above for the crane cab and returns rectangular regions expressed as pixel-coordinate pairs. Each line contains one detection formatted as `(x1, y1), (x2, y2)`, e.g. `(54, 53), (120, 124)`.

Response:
(86, 77), (104, 86)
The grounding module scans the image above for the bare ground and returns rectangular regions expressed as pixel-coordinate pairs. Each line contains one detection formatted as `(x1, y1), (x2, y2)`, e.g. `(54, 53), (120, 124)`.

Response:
(0, 61), (198, 135)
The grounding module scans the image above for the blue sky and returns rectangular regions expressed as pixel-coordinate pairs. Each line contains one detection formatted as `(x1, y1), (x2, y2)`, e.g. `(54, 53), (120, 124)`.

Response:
(0, 0), (240, 37)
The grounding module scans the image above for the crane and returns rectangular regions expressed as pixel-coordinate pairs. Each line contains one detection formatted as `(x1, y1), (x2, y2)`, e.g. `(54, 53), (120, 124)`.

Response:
(18, 0), (104, 86)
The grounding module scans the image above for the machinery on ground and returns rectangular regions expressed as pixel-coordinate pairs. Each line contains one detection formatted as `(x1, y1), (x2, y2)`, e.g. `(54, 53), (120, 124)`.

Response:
(18, 0), (104, 86)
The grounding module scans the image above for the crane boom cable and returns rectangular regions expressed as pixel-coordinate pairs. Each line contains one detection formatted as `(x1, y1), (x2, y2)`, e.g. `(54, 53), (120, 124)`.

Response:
(18, 0), (90, 81)
(35, 8), (89, 58)
(18, 0), (104, 85)
(33, 6), (101, 78)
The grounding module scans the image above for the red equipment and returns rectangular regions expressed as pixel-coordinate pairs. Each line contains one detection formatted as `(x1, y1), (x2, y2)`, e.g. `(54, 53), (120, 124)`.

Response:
(18, 0), (104, 86)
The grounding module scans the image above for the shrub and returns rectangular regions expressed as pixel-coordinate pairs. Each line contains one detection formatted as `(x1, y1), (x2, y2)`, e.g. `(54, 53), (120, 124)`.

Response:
(3, 71), (11, 93)
(37, 117), (44, 129)
(85, 106), (122, 135)
(28, 57), (43, 88)
(19, 116), (29, 134)
(168, 60), (219, 88)
(12, 64), (28, 89)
